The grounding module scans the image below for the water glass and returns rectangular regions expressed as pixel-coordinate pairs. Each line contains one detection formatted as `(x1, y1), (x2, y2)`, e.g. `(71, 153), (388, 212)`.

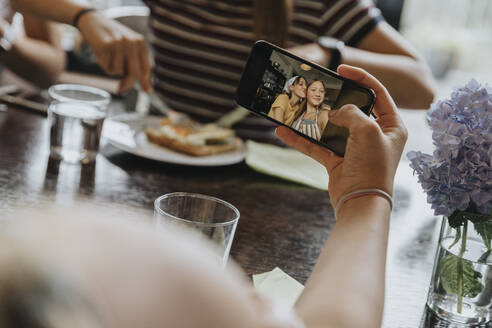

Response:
(48, 102), (106, 164)
(48, 84), (111, 164)
(154, 192), (240, 266)
(48, 84), (111, 110)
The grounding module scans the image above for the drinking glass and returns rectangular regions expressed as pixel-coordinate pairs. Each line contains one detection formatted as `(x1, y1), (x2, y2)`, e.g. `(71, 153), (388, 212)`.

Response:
(427, 217), (492, 325)
(48, 84), (111, 110)
(154, 192), (240, 266)
(48, 102), (106, 164)
(47, 84), (111, 164)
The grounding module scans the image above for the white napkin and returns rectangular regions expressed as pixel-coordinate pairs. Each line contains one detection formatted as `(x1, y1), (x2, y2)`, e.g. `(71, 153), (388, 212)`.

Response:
(246, 141), (328, 190)
(253, 267), (305, 309)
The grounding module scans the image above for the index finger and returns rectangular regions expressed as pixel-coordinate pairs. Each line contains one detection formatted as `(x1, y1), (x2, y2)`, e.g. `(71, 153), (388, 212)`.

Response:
(138, 41), (152, 93)
(118, 41), (140, 93)
(337, 65), (397, 118)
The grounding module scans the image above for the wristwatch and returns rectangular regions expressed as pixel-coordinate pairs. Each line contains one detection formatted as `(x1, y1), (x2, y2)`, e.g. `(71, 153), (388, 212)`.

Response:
(317, 36), (345, 71)
(0, 13), (22, 53)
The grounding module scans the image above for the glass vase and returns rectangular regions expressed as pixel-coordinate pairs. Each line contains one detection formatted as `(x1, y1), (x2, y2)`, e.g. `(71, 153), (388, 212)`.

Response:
(427, 216), (492, 325)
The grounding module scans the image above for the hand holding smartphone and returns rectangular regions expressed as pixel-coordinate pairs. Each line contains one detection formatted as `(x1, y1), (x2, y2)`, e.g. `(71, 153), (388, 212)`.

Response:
(235, 40), (375, 156)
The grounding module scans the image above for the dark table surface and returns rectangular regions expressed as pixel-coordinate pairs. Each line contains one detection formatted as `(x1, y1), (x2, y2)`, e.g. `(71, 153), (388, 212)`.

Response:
(0, 100), (467, 327)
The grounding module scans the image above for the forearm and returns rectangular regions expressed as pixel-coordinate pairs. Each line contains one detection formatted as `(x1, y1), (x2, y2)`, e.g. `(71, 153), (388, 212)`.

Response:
(0, 36), (66, 87)
(296, 196), (391, 328)
(290, 42), (436, 109)
(11, 0), (90, 25)
(341, 46), (436, 109)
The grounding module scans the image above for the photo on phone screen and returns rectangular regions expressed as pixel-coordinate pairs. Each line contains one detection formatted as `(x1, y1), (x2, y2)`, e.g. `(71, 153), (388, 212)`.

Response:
(235, 41), (375, 156)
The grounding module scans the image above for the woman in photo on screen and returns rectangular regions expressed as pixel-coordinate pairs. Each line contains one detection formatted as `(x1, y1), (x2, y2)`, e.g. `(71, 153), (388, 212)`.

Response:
(267, 75), (306, 125)
(292, 80), (330, 141)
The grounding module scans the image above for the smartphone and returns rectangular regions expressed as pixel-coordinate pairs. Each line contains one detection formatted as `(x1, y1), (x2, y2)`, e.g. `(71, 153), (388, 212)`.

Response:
(235, 40), (376, 156)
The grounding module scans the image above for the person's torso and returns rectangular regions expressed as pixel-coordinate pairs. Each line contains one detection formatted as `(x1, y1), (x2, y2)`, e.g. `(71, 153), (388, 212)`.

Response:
(293, 109), (321, 140)
(147, 0), (381, 139)
(284, 100), (301, 127)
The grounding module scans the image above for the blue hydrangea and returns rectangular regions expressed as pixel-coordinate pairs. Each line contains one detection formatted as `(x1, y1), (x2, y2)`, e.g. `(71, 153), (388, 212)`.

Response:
(407, 79), (492, 217)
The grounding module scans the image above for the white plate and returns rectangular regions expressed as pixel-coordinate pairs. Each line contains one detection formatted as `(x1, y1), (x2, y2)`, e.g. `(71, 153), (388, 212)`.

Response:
(102, 113), (247, 166)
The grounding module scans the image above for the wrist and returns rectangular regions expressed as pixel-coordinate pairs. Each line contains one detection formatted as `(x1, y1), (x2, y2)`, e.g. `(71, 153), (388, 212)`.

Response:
(72, 7), (98, 30)
(335, 189), (392, 220)
(317, 44), (331, 68)
(336, 194), (392, 221)
(317, 37), (344, 71)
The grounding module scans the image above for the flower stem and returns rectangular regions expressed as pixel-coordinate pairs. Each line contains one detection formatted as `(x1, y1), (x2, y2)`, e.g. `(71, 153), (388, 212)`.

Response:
(457, 221), (468, 314)
(449, 226), (461, 249)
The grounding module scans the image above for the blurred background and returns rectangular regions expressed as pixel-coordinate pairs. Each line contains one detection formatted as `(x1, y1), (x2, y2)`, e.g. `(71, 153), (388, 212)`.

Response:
(57, 0), (489, 156)
(81, 0), (492, 87)
(387, 0), (492, 90)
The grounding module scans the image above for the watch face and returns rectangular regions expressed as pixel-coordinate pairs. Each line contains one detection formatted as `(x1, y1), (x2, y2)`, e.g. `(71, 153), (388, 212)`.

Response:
(318, 37), (344, 50)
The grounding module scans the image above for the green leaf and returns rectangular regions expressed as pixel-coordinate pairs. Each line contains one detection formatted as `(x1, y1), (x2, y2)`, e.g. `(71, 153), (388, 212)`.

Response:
(439, 254), (484, 298)
(448, 211), (467, 228)
(448, 211), (492, 227)
(447, 211), (492, 253)
(464, 212), (492, 224)
(474, 220), (492, 252)
(478, 251), (491, 264)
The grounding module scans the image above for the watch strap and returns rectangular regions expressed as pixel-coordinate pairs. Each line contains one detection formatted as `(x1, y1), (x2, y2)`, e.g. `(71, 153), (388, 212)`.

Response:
(73, 8), (97, 28)
(317, 37), (344, 71)
(328, 48), (341, 71)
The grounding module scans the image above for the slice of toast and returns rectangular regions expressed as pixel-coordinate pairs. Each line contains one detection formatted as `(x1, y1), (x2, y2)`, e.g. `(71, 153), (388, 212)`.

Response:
(146, 118), (243, 156)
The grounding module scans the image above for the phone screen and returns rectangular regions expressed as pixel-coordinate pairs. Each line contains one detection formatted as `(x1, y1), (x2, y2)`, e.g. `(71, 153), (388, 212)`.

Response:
(235, 41), (375, 156)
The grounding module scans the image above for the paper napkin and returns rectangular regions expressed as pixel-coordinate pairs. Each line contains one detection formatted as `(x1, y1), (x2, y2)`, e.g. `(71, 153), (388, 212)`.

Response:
(246, 140), (328, 190)
(253, 267), (305, 309)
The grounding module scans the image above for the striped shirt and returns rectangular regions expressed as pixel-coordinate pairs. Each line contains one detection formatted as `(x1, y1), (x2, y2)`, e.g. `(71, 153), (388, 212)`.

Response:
(292, 110), (322, 141)
(146, 0), (383, 138)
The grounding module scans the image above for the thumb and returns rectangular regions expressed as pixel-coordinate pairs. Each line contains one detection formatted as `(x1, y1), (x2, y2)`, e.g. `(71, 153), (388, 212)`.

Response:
(328, 104), (374, 131)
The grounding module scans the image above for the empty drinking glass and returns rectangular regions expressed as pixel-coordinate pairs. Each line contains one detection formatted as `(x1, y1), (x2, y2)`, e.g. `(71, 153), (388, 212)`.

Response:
(154, 192), (240, 266)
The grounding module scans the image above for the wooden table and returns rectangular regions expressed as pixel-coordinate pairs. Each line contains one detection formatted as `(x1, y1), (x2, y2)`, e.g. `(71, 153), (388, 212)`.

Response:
(0, 100), (462, 327)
